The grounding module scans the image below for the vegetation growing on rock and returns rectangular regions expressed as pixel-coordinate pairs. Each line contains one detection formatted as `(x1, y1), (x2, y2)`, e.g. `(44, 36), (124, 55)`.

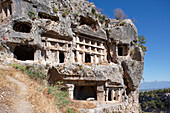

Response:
(138, 35), (147, 54)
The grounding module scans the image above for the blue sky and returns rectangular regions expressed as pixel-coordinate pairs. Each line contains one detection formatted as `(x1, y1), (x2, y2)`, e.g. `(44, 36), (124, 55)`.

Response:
(89, 0), (170, 82)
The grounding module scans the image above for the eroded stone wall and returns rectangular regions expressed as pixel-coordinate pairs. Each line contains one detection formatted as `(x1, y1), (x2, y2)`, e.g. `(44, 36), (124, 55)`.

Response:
(0, 0), (144, 112)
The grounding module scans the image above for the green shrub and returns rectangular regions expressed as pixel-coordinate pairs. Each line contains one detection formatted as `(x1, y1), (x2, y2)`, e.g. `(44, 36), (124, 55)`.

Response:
(75, 12), (79, 17)
(79, 65), (83, 71)
(119, 21), (126, 26)
(27, 10), (36, 19)
(11, 63), (46, 80)
(27, 66), (46, 79)
(62, 8), (70, 17)
(91, 8), (96, 14)
(119, 67), (122, 72)
(53, 7), (58, 13)
(56, 91), (70, 108)
(47, 85), (70, 108)
(99, 15), (106, 23)
(10, 63), (27, 73)
(139, 88), (170, 111)
(138, 35), (147, 54)
(66, 108), (76, 113)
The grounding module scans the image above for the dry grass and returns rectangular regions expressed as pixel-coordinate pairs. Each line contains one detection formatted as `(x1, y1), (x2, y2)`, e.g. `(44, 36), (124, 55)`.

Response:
(70, 100), (97, 109)
(83, 63), (93, 66)
(0, 66), (60, 113)
(83, 62), (110, 66)
(0, 65), (97, 113)
(0, 68), (18, 109)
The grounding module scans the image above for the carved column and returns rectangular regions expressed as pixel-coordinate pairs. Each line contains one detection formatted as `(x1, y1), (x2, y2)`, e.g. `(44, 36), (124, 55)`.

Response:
(97, 85), (105, 102)
(94, 55), (97, 64)
(111, 89), (115, 101)
(56, 51), (59, 63)
(101, 55), (103, 64)
(82, 52), (85, 63)
(118, 89), (121, 101)
(34, 50), (41, 61)
(76, 51), (80, 62)
(64, 52), (67, 63)
(76, 36), (79, 42)
(91, 55), (94, 63)
(66, 84), (74, 99)
(105, 88), (109, 101)
(82, 38), (85, 43)
(71, 51), (75, 63)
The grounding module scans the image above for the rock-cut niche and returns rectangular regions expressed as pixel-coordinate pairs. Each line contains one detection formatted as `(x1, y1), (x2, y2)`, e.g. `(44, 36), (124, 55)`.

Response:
(13, 22), (32, 33)
(85, 53), (91, 63)
(73, 85), (97, 100)
(79, 16), (98, 31)
(118, 45), (128, 56)
(14, 45), (35, 61)
(59, 52), (64, 63)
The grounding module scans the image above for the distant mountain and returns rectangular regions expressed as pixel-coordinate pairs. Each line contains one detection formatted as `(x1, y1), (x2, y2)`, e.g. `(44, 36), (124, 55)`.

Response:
(140, 81), (170, 91)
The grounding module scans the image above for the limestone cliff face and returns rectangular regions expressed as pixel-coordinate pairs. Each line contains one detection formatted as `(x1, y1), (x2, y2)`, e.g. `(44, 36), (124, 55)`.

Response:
(0, 0), (144, 112)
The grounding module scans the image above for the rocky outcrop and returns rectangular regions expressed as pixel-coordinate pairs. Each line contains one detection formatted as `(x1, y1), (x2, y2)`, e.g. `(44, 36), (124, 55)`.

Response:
(48, 63), (124, 85)
(122, 60), (144, 93)
(0, 0), (144, 113)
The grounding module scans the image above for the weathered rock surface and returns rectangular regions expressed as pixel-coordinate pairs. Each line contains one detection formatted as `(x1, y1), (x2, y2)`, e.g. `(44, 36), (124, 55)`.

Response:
(122, 60), (144, 92)
(0, 0), (144, 112)
(48, 63), (124, 85)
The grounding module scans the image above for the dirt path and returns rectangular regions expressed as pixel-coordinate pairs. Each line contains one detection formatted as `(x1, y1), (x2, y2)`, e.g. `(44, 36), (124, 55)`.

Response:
(7, 76), (34, 113)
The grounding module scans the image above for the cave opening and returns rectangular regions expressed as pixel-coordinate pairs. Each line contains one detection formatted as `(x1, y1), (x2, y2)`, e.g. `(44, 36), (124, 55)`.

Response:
(118, 46), (123, 56)
(13, 22), (32, 33)
(80, 16), (98, 31)
(59, 52), (64, 63)
(74, 85), (97, 100)
(118, 45), (128, 56)
(85, 53), (91, 63)
(14, 45), (35, 61)
(38, 12), (59, 22)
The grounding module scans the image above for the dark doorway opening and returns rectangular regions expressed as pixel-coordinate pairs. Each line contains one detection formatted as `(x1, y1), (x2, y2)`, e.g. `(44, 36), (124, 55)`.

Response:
(59, 52), (64, 63)
(118, 46), (123, 56)
(85, 53), (91, 63)
(74, 85), (97, 100)
(38, 12), (59, 22)
(118, 45), (128, 56)
(108, 90), (112, 101)
(14, 45), (35, 61)
(79, 16), (98, 31)
(13, 22), (32, 33)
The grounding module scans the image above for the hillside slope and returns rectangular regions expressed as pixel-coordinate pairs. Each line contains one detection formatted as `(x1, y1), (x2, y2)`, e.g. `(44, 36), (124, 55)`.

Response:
(0, 65), (58, 113)
(139, 88), (170, 113)
(0, 63), (99, 113)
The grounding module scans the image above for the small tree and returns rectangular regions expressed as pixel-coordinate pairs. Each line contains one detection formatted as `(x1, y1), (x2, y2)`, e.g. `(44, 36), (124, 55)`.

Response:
(114, 8), (125, 20)
(138, 35), (147, 54)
